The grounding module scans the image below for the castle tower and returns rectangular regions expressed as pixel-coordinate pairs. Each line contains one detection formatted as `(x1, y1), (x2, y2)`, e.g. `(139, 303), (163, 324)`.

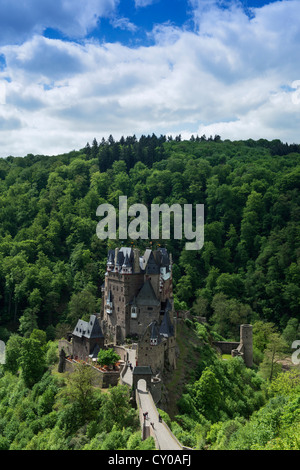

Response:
(240, 324), (253, 368)
(101, 246), (175, 350)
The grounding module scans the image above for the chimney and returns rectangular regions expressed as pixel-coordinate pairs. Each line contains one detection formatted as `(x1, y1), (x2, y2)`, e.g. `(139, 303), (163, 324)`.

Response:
(133, 248), (140, 273)
(114, 247), (119, 272)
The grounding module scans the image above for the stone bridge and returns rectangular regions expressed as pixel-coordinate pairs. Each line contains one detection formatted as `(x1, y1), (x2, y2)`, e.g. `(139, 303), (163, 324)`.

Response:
(120, 347), (189, 451)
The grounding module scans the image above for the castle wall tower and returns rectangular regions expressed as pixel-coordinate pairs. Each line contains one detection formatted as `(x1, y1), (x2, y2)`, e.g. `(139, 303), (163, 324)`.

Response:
(240, 324), (253, 368)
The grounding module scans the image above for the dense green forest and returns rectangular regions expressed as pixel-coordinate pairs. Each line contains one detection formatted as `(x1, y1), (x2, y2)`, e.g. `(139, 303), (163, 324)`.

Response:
(0, 135), (299, 450)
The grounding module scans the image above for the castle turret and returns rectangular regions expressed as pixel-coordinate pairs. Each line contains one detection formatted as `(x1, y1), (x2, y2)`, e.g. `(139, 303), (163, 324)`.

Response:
(122, 253), (132, 274)
(107, 250), (114, 272)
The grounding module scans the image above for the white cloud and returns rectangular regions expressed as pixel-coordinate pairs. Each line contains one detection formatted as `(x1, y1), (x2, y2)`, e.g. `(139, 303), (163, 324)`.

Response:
(110, 17), (138, 32)
(1, 0), (300, 157)
(134, 0), (157, 7)
(0, 0), (119, 45)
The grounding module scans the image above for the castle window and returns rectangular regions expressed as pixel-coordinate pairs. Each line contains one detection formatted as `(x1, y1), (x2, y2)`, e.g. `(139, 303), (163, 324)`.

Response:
(106, 298), (113, 314)
(131, 306), (137, 319)
(147, 307), (153, 310)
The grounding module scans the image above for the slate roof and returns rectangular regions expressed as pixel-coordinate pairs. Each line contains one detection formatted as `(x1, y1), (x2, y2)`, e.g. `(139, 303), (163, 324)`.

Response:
(107, 247), (135, 270)
(107, 250), (115, 264)
(122, 252), (131, 267)
(159, 307), (174, 338)
(89, 343), (101, 359)
(73, 314), (104, 339)
(133, 366), (153, 375)
(150, 321), (162, 344)
(142, 249), (160, 274)
(135, 280), (160, 307)
(155, 247), (170, 270)
(107, 246), (171, 274)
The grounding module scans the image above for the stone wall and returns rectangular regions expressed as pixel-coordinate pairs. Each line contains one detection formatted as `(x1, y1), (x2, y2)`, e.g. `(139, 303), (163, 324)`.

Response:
(62, 358), (121, 388)
(150, 377), (162, 404)
(212, 325), (253, 368)
(213, 341), (240, 355)
(137, 333), (165, 374)
(164, 335), (177, 370)
(103, 271), (145, 343)
(107, 344), (127, 363)
(129, 304), (160, 337)
(58, 339), (72, 357)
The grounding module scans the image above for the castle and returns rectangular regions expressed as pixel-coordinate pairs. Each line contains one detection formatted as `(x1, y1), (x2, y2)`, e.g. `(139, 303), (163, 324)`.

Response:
(59, 246), (253, 380)
(58, 246), (177, 377)
(100, 246), (177, 374)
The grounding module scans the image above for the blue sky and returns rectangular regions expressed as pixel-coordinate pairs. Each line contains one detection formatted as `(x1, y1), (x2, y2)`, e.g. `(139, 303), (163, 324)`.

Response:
(0, 0), (300, 157)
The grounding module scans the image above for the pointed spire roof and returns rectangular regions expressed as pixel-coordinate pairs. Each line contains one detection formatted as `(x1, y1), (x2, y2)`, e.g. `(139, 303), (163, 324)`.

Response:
(115, 251), (124, 266)
(159, 307), (174, 338)
(123, 252), (132, 267)
(140, 249), (160, 274)
(135, 280), (160, 306)
(107, 250), (115, 264)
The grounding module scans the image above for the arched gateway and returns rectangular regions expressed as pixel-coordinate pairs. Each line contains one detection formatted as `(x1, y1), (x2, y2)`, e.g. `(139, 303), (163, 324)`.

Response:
(132, 366), (153, 392)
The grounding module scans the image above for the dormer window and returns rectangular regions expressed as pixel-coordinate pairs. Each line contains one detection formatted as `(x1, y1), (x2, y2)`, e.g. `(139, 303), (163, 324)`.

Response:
(150, 338), (158, 346)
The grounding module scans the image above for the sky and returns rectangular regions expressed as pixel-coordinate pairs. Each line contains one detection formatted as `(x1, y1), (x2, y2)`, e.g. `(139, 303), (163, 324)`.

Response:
(0, 0), (300, 157)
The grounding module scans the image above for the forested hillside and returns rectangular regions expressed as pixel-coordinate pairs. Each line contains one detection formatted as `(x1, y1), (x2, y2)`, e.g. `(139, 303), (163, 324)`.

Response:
(0, 135), (299, 340)
(0, 135), (299, 451)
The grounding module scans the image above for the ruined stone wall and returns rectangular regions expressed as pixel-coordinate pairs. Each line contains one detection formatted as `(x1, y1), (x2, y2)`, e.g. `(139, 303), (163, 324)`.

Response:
(213, 341), (240, 355)
(240, 324), (253, 367)
(58, 339), (72, 357)
(213, 325), (253, 367)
